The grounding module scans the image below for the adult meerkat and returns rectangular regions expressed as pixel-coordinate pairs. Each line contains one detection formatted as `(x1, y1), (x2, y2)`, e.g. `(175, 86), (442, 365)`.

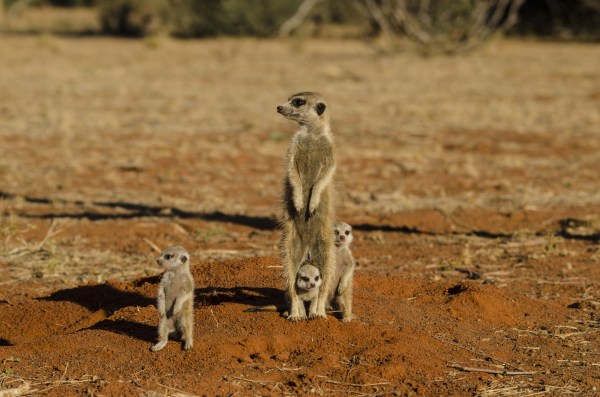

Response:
(151, 246), (194, 352)
(277, 91), (336, 321)
(330, 221), (356, 322)
(246, 264), (322, 316)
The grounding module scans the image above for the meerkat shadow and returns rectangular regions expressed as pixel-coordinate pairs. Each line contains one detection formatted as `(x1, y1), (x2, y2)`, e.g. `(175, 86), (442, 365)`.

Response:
(85, 319), (157, 343)
(195, 286), (283, 308)
(39, 284), (155, 312)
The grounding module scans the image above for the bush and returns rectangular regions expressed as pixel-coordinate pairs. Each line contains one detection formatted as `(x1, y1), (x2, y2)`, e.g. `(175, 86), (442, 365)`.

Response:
(96, 0), (302, 37)
(219, 0), (301, 37)
(98, 0), (168, 37)
(167, 0), (225, 37)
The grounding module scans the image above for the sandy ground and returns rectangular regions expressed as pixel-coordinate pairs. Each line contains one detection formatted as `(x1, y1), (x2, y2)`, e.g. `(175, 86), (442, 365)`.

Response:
(0, 34), (599, 396)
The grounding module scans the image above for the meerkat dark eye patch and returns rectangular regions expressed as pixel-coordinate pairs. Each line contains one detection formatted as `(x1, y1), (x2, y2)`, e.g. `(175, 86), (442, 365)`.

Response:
(291, 98), (306, 107)
(164, 254), (173, 260)
(316, 102), (326, 115)
(314, 276), (320, 281)
(345, 230), (350, 235)
(301, 276), (309, 282)
(180, 256), (187, 263)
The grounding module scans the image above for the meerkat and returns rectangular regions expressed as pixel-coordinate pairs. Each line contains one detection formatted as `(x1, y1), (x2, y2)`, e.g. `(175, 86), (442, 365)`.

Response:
(330, 221), (356, 322)
(151, 246), (194, 352)
(246, 264), (322, 316)
(277, 91), (336, 321)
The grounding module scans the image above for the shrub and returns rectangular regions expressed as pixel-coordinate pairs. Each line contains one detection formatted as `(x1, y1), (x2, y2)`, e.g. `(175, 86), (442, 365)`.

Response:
(98, 0), (168, 37)
(96, 0), (302, 37)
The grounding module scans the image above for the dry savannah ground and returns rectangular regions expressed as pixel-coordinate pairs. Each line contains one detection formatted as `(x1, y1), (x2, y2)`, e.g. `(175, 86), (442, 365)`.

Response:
(0, 24), (599, 397)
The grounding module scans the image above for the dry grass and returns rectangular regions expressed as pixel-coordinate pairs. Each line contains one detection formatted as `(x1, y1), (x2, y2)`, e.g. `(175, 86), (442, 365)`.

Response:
(0, 35), (598, 220)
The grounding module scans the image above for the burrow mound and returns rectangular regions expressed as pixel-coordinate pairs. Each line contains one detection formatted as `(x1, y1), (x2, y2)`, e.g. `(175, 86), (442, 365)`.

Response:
(0, 257), (579, 396)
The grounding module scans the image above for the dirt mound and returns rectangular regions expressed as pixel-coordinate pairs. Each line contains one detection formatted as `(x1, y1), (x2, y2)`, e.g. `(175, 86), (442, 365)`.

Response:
(1, 256), (595, 396)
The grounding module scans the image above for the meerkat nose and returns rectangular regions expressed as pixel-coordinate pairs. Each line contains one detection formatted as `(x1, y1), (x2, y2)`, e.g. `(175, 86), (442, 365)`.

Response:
(340, 235), (345, 240)
(277, 106), (283, 113)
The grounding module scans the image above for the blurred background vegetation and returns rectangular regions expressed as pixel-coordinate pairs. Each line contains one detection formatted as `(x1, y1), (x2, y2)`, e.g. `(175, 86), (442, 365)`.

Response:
(0, 0), (598, 50)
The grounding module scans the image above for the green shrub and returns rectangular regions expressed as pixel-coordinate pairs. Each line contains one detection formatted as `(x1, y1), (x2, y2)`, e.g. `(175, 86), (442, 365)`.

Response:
(98, 0), (168, 36)
(96, 0), (303, 37)
(167, 0), (225, 37)
(219, 0), (301, 37)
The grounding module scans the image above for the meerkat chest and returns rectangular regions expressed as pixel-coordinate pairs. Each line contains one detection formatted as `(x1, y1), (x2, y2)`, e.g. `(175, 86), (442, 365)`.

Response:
(161, 270), (192, 307)
(294, 134), (332, 181)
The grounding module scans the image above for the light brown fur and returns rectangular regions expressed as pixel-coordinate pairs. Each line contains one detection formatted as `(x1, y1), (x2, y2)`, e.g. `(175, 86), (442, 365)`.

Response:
(330, 221), (356, 322)
(277, 92), (336, 321)
(151, 246), (194, 351)
(246, 264), (322, 315)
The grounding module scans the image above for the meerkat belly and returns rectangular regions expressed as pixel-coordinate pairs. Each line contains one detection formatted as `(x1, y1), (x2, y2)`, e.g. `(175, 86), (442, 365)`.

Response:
(295, 138), (329, 195)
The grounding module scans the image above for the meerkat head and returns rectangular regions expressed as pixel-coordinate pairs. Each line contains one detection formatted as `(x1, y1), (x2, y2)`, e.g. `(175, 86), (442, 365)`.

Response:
(156, 246), (190, 270)
(334, 221), (353, 248)
(296, 264), (322, 291)
(276, 92), (328, 128)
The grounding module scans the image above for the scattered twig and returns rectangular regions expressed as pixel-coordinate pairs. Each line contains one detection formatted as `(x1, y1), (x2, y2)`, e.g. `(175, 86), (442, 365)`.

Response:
(209, 308), (219, 328)
(36, 219), (71, 250)
(434, 334), (524, 372)
(230, 376), (280, 386)
(323, 380), (390, 387)
(0, 380), (31, 397)
(60, 362), (69, 381)
(152, 381), (197, 397)
(143, 238), (162, 254)
(448, 364), (536, 376)
(275, 366), (303, 372)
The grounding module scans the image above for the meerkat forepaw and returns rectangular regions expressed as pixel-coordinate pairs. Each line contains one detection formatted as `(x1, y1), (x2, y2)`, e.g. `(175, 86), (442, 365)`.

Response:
(309, 313), (328, 320)
(293, 196), (303, 213)
(308, 200), (319, 215)
(287, 314), (307, 322)
(183, 340), (193, 351)
(151, 340), (168, 352)
(341, 314), (354, 323)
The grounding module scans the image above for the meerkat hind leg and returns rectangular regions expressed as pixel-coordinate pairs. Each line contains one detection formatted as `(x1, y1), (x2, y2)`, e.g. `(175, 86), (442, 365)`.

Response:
(339, 284), (354, 322)
(178, 315), (193, 351)
(310, 239), (334, 320)
(151, 318), (175, 352)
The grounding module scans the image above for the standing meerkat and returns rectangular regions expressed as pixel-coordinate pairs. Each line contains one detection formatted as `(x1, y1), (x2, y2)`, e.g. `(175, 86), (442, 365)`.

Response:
(151, 246), (194, 352)
(277, 91), (336, 321)
(330, 221), (356, 322)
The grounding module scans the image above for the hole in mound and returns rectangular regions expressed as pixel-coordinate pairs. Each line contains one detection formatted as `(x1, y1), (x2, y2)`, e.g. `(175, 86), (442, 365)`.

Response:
(0, 338), (13, 346)
(447, 283), (468, 296)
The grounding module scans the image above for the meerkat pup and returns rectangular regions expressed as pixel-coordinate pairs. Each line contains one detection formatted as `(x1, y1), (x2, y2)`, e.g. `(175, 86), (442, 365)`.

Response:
(277, 91), (336, 321)
(330, 221), (356, 322)
(289, 263), (322, 317)
(151, 246), (194, 352)
(246, 263), (322, 316)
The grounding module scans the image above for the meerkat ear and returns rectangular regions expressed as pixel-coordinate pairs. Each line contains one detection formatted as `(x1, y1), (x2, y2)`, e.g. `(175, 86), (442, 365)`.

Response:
(180, 255), (188, 263)
(316, 102), (326, 116)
